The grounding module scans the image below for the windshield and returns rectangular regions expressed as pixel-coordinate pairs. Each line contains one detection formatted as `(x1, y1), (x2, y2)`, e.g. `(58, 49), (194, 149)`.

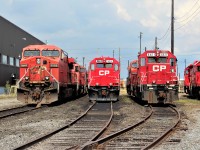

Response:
(131, 63), (137, 68)
(42, 50), (59, 57)
(24, 50), (40, 56)
(148, 57), (167, 63)
(97, 63), (112, 68)
(80, 68), (86, 72)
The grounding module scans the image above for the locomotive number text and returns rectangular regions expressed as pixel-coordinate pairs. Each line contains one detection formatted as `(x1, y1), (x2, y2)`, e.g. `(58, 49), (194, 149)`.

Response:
(99, 70), (110, 76)
(152, 65), (166, 72)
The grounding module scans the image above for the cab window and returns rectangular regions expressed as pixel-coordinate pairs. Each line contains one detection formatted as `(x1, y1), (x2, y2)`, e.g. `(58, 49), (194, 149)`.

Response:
(197, 66), (200, 72)
(170, 58), (175, 66)
(91, 64), (95, 70)
(114, 64), (119, 71)
(24, 50), (40, 56)
(148, 57), (156, 63)
(131, 63), (137, 68)
(97, 63), (104, 68)
(42, 50), (59, 57)
(140, 58), (145, 66)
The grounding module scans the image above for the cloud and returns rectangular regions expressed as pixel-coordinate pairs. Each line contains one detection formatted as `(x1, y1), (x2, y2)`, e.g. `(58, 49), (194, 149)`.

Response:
(109, 0), (132, 22)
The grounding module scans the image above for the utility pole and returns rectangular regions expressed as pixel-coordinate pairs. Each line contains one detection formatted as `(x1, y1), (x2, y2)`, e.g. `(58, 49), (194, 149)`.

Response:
(119, 48), (121, 65)
(155, 37), (158, 50)
(128, 60), (129, 67)
(113, 50), (115, 58)
(139, 32), (143, 54)
(171, 0), (174, 54)
(83, 57), (85, 67)
(184, 59), (186, 68)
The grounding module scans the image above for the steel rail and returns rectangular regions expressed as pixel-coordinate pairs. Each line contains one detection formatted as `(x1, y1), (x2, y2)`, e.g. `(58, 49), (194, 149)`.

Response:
(14, 101), (96, 150)
(76, 102), (114, 150)
(0, 106), (39, 119)
(142, 105), (181, 150)
(81, 105), (153, 150)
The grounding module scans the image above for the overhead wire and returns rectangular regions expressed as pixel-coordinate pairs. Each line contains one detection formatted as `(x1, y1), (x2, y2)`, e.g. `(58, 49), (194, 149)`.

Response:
(176, 0), (200, 21)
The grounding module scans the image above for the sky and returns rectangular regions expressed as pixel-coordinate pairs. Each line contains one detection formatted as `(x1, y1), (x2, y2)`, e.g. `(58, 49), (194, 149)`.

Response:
(1, 0), (200, 79)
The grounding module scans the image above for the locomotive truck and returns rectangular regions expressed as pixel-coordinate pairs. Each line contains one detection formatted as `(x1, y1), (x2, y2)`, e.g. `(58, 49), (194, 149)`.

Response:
(17, 45), (83, 105)
(88, 56), (120, 101)
(127, 49), (179, 104)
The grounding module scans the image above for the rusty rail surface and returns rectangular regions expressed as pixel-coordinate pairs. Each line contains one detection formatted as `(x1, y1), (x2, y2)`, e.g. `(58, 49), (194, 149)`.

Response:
(0, 106), (39, 119)
(142, 105), (181, 150)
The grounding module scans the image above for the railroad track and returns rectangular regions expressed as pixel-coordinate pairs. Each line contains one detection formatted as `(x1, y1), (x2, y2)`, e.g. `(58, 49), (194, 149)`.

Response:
(82, 105), (180, 150)
(0, 106), (39, 119)
(14, 102), (114, 150)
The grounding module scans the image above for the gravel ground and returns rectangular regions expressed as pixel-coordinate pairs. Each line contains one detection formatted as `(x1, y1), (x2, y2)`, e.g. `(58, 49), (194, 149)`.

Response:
(0, 95), (90, 150)
(1, 92), (200, 150)
(154, 93), (200, 150)
(0, 97), (25, 110)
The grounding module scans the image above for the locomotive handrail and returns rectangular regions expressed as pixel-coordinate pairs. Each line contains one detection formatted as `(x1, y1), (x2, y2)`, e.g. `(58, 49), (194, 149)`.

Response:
(17, 68), (30, 88)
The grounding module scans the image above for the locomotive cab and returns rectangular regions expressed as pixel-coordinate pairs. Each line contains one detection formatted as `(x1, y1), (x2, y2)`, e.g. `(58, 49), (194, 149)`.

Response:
(88, 57), (120, 101)
(136, 50), (179, 104)
(17, 45), (72, 105)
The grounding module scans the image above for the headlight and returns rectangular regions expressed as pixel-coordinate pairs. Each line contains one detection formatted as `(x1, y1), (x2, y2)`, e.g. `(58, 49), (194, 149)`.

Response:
(171, 69), (174, 72)
(36, 58), (41, 64)
(25, 76), (29, 81)
(45, 76), (49, 81)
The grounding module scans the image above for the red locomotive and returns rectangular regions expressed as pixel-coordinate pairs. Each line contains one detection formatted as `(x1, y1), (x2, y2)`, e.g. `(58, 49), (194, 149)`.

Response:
(68, 58), (87, 96)
(17, 45), (83, 105)
(127, 49), (179, 104)
(184, 64), (192, 94)
(126, 60), (138, 95)
(185, 61), (200, 98)
(88, 56), (120, 101)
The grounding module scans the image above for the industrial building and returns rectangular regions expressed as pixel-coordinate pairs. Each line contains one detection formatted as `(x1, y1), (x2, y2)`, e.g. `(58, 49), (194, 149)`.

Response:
(0, 16), (44, 86)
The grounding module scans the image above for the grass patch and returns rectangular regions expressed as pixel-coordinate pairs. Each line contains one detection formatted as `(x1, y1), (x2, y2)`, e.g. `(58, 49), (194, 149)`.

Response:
(0, 94), (16, 99)
(176, 99), (200, 105)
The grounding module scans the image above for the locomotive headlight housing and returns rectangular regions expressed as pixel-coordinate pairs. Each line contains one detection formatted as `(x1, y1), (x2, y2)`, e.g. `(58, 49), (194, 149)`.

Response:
(152, 80), (156, 84)
(166, 81), (170, 84)
(96, 83), (99, 86)
(109, 83), (113, 86)
(171, 69), (174, 72)
(36, 58), (41, 64)
(45, 76), (49, 81)
(25, 76), (29, 81)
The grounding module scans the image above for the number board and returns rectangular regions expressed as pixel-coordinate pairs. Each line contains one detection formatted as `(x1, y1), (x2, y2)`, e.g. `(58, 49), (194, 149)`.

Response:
(96, 60), (103, 63)
(147, 53), (156, 57)
(160, 53), (168, 57)
(106, 60), (113, 63)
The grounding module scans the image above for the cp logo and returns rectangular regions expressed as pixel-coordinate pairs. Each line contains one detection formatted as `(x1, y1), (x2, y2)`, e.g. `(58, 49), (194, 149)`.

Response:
(99, 70), (110, 76)
(152, 65), (166, 72)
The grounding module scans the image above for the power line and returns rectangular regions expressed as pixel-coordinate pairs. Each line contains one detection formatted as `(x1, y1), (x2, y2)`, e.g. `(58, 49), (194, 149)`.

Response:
(176, 0), (200, 20)
(175, 7), (200, 30)
(176, 4), (200, 23)
(158, 23), (171, 40)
